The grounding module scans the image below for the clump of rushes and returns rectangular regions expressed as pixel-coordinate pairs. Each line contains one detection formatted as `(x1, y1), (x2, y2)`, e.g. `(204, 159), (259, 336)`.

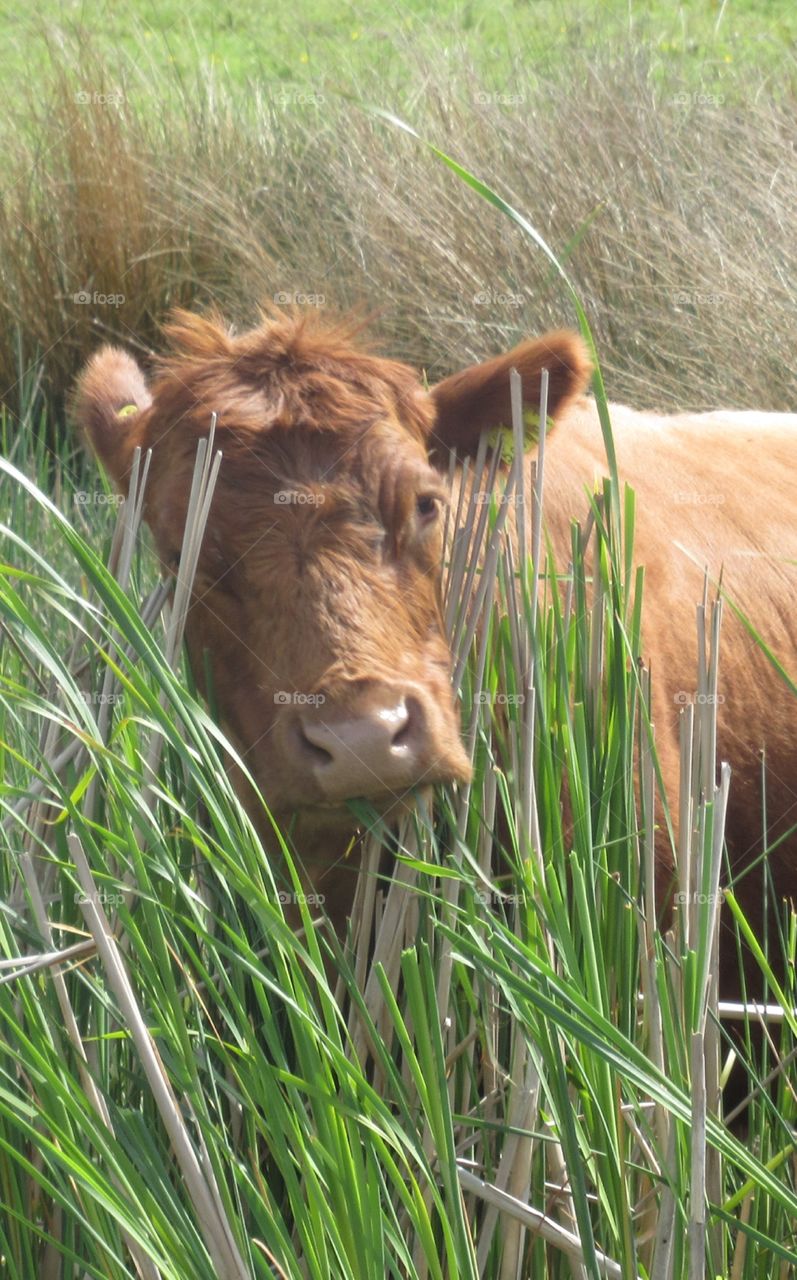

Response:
(1, 159), (795, 1280)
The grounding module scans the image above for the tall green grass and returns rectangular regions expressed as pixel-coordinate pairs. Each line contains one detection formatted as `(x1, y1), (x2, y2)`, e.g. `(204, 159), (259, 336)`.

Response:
(1, 296), (795, 1276)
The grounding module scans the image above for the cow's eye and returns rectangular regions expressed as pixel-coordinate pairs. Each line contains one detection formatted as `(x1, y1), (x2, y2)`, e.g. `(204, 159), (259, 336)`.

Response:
(416, 493), (441, 523)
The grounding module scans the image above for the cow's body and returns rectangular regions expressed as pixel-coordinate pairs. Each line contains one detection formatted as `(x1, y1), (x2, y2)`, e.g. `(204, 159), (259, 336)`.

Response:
(542, 400), (797, 990)
(74, 310), (796, 989)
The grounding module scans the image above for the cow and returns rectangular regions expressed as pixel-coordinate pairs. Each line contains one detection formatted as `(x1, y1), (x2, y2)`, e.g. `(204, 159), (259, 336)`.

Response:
(74, 308), (797, 999)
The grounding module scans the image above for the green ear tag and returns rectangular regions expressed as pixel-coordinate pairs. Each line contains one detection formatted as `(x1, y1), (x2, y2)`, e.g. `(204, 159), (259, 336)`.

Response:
(486, 410), (544, 463)
(117, 403), (139, 418)
(485, 425), (514, 464)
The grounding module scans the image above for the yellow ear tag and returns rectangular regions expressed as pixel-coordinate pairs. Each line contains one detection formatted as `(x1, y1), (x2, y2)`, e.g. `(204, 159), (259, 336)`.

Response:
(117, 403), (138, 418)
(486, 410), (543, 464)
(342, 833), (359, 861)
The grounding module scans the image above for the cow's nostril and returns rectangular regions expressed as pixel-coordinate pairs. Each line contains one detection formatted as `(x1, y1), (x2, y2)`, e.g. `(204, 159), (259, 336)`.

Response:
(388, 698), (415, 750)
(295, 721), (335, 766)
(377, 700), (411, 750)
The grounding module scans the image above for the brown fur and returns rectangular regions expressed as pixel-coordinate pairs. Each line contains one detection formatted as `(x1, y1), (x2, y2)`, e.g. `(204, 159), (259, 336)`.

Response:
(74, 309), (796, 987)
(541, 401), (797, 1000)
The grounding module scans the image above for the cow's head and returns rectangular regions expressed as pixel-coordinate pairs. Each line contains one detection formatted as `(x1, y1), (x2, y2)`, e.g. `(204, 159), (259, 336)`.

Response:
(74, 310), (590, 829)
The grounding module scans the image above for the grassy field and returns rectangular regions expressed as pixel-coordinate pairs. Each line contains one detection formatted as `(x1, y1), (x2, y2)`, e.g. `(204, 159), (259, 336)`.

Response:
(1, 2), (796, 1275)
(2, 0), (797, 93)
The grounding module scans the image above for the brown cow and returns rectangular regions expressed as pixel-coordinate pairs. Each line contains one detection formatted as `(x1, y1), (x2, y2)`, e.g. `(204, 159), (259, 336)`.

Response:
(74, 309), (797, 991)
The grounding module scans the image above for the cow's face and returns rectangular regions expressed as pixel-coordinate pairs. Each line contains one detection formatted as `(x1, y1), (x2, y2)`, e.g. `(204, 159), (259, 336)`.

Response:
(145, 406), (469, 818)
(75, 310), (590, 824)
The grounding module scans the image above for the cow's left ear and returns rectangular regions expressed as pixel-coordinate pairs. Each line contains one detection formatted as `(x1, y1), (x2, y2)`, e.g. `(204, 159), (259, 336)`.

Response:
(428, 330), (591, 463)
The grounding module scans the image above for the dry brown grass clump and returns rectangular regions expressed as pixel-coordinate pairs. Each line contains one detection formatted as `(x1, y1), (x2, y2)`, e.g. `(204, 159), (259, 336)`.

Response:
(1, 45), (796, 428)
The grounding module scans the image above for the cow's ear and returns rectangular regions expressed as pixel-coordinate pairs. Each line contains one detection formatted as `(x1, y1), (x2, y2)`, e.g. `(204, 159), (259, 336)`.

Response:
(428, 330), (591, 463)
(72, 347), (152, 490)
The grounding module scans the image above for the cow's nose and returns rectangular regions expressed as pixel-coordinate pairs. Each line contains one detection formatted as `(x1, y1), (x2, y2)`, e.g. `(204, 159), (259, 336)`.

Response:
(297, 696), (418, 800)
(290, 684), (468, 802)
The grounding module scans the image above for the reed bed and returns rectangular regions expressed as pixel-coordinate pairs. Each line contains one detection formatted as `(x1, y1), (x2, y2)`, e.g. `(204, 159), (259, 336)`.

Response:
(1, 324), (795, 1275)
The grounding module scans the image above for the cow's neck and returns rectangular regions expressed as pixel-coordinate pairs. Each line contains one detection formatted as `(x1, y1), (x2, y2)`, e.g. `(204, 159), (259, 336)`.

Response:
(261, 807), (364, 940)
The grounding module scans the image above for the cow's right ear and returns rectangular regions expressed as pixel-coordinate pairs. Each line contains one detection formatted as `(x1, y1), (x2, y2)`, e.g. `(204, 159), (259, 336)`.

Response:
(427, 330), (591, 464)
(72, 347), (152, 490)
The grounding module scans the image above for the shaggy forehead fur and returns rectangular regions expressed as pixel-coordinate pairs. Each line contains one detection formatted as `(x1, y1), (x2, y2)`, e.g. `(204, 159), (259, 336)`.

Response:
(146, 308), (436, 457)
(138, 310), (449, 578)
